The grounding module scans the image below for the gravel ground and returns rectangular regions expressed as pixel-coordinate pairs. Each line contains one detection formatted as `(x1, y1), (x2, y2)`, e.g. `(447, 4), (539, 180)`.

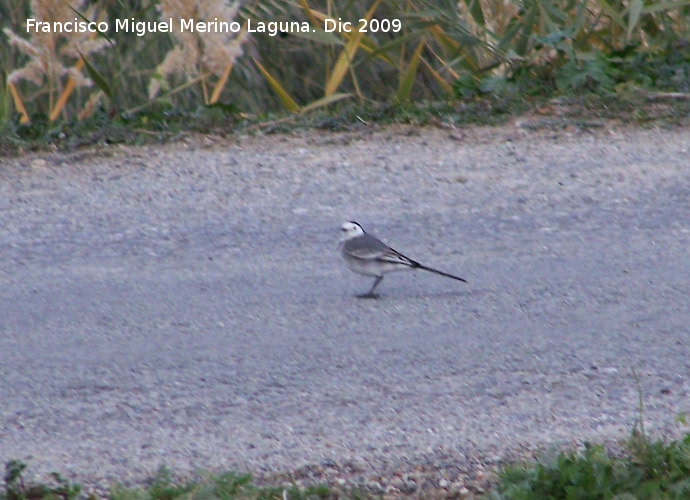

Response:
(1, 123), (690, 496)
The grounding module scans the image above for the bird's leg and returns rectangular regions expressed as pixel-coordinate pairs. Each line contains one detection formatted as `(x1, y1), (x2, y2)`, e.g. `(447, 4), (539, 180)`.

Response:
(357, 276), (383, 299)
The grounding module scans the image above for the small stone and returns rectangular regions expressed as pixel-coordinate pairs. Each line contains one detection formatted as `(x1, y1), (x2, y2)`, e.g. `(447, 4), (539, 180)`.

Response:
(449, 481), (466, 495)
(391, 478), (405, 490)
(384, 485), (399, 495)
(31, 158), (47, 169)
(404, 479), (417, 491)
(366, 480), (383, 493)
(439, 478), (450, 488)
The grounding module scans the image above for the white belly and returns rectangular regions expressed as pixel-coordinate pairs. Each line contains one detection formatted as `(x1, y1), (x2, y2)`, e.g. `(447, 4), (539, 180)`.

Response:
(343, 254), (411, 277)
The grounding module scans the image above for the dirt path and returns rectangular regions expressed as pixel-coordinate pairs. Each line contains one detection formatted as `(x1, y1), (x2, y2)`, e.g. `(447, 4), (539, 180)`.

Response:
(1, 123), (689, 496)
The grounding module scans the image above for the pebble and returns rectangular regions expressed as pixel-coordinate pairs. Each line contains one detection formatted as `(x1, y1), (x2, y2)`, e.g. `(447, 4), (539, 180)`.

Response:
(404, 479), (417, 491)
(366, 480), (383, 493)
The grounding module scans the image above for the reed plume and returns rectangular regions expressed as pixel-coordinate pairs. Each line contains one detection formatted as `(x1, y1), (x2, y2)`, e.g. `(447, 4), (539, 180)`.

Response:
(4, 0), (110, 120)
(149, 0), (246, 103)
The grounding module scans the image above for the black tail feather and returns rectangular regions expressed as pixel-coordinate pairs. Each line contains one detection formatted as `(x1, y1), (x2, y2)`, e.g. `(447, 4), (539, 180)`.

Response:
(419, 265), (468, 283)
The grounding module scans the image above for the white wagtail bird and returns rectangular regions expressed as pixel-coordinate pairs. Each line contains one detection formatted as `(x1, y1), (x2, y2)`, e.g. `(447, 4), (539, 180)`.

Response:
(339, 221), (467, 298)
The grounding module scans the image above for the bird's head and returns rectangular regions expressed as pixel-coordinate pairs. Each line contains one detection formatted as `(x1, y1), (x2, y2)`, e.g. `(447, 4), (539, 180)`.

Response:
(339, 221), (365, 242)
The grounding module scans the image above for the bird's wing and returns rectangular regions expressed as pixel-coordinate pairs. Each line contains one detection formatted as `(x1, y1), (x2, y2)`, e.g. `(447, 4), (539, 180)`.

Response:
(342, 234), (389, 259)
(378, 246), (419, 267)
(344, 234), (418, 266)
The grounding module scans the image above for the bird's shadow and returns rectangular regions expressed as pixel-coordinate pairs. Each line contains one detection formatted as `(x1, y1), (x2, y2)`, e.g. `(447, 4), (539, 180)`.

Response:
(352, 289), (479, 301)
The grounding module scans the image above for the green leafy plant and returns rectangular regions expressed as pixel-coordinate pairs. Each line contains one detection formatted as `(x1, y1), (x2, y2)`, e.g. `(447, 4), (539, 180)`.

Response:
(491, 435), (690, 499)
(110, 465), (334, 500)
(490, 371), (690, 499)
(3, 460), (82, 500)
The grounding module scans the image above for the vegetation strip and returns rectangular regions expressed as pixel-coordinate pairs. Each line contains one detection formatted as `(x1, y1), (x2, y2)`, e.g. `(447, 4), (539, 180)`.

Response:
(2, 0), (689, 151)
(4, 430), (690, 499)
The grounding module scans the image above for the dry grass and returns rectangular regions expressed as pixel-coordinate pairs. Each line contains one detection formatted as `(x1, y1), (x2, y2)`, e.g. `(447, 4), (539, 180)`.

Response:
(3, 0), (109, 122)
(1, 0), (689, 124)
(149, 0), (246, 104)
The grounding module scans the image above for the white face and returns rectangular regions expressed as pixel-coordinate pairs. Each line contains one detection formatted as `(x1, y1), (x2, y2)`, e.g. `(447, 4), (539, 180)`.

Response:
(340, 221), (365, 241)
